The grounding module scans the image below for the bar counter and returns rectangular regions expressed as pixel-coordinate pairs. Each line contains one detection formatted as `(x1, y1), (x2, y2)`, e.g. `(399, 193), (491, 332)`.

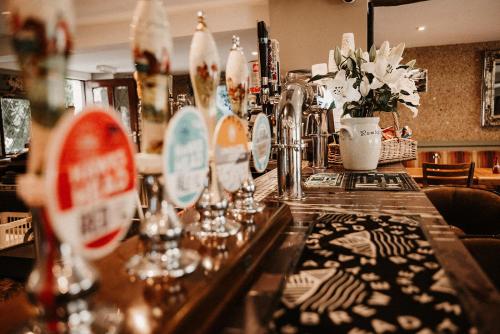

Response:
(1, 163), (499, 333)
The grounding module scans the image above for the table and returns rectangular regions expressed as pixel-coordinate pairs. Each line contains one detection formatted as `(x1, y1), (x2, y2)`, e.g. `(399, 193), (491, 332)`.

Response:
(1, 164), (499, 334)
(406, 167), (500, 188)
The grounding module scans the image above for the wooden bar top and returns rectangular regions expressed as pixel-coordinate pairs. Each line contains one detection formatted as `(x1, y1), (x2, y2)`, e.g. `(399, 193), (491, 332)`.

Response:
(1, 163), (499, 333)
(250, 163), (500, 334)
(0, 201), (293, 334)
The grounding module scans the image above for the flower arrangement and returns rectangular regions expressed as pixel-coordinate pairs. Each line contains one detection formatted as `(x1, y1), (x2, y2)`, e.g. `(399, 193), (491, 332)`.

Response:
(312, 40), (420, 118)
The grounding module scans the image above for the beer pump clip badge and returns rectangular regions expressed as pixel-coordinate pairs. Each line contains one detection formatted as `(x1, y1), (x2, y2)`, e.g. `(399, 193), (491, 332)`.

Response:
(163, 106), (209, 208)
(45, 107), (137, 259)
(251, 113), (271, 173)
(214, 115), (250, 192)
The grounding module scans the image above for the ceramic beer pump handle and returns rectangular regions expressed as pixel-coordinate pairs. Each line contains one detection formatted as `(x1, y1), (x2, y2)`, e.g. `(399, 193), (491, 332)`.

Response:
(225, 35), (264, 224)
(189, 11), (220, 147)
(127, 0), (199, 280)
(187, 12), (240, 241)
(9, 1), (104, 332)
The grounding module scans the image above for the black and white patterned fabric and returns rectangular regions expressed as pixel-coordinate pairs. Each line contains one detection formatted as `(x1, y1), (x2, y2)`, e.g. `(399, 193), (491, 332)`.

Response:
(305, 173), (344, 188)
(271, 213), (473, 334)
(346, 172), (420, 191)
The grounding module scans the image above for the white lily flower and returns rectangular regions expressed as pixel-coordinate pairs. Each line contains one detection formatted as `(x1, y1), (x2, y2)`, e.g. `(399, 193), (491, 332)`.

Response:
(328, 50), (338, 72)
(395, 76), (417, 94)
(324, 70), (361, 108)
(387, 43), (405, 71)
(377, 41), (390, 59)
(362, 57), (404, 88)
(317, 87), (335, 109)
(362, 42), (406, 92)
(362, 51), (370, 63)
(359, 76), (384, 97)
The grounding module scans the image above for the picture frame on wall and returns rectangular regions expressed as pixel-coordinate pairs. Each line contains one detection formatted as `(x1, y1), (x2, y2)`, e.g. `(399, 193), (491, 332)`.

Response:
(481, 50), (500, 127)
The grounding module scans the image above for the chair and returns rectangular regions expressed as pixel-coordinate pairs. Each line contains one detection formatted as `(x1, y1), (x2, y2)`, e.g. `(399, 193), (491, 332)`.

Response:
(424, 186), (500, 237)
(422, 162), (475, 187)
(461, 237), (500, 290)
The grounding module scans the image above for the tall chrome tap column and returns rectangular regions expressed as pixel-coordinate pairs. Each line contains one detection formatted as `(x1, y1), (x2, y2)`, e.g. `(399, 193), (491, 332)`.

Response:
(276, 78), (313, 200)
(127, 0), (199, 279)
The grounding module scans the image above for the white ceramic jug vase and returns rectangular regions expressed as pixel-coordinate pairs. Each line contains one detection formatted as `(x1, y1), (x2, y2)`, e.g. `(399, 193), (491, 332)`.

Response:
(339, 117), (382, 170)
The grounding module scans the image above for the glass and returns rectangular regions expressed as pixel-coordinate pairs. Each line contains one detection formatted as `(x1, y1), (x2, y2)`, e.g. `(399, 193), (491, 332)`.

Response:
(92, 87), (110, 107)
(113, 86), (132, 133)
(1, 97), (31, 154)
(65, 79), (84, 113)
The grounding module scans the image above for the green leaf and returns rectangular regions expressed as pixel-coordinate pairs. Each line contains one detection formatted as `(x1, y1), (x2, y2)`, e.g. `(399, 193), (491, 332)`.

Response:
(346, 58), (353, 71)
(369, 44), (376, 62)
(334, 47), (342, 67)
(309, 74), (334, 82)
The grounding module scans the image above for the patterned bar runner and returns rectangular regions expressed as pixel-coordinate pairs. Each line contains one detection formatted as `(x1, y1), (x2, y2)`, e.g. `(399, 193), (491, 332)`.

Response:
(346, 172), (420, 191)
(271, 213), (472, 333)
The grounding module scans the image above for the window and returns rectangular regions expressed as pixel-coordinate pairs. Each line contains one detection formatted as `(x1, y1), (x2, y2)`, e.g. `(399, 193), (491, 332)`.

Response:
(65, 79), (85, 113)
(1, 97), (31, 155)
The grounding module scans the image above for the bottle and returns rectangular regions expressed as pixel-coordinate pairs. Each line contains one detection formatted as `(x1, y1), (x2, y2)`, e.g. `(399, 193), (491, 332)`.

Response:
(493, 156), (500, 174)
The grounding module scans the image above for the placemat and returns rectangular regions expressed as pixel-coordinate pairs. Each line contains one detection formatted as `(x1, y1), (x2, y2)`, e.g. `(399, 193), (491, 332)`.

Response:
(305, 173), (344, 188)
(271, 213), (472, 333)
(346, 172), (419, 191)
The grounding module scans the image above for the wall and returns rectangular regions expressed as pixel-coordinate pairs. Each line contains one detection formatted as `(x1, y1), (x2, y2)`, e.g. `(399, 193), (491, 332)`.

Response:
(269, 0), (368, 73)
(380, 40), (500, 146)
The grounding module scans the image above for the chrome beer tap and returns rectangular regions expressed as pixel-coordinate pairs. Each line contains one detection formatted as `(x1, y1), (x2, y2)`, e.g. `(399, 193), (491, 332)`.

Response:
(305, 83), (335, 171)
(276, 78), (313, 200)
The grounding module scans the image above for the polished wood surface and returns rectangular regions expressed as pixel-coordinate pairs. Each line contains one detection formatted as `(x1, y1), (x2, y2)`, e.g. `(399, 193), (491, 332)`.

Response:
(0, 202), (292, 334)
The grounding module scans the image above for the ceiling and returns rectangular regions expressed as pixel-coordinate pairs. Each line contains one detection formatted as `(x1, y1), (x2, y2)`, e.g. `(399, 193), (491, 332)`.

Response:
(0, 0), (499, 75)
(374, 0), (500, 48)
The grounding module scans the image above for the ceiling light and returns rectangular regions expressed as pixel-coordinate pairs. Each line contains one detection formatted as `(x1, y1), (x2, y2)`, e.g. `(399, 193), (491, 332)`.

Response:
(96, 64), (117, 74)
(1, 11), (11, 15)
(417, 26), (426, 31)
(251, 51), (258, 56)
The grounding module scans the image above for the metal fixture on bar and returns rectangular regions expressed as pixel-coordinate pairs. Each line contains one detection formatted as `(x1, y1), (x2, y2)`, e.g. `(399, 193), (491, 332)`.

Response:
(276, 75), (313, 200)
(305, 83), (335, 171)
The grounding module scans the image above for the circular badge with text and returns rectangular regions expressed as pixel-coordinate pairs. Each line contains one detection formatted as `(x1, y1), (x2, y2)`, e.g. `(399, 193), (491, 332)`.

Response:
(45, 107), (136, 259)
(214, 115), (250, 192)
(251, 113), (271, 173)
(163, 106), (209, 208)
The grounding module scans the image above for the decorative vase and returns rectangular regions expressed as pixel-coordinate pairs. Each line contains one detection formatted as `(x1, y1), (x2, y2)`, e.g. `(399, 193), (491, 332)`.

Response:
(339, 117), (381, 170)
